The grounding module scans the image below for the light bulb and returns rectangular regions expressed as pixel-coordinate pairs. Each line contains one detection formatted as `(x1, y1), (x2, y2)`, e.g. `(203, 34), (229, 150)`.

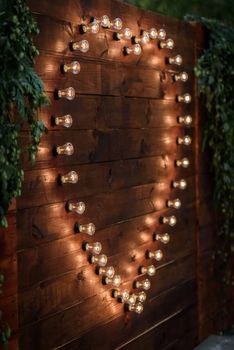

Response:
(177, 93), (192, 103)
(62, 61), (80, 74)
(76, 223), (96, 235)
(113, 17), (122, 30)
(124, 44), (141, 56)
(54, 114), (73, 128)
(71, 39), (89, 53)
(161, 215), (177, 226)
(80, 21), (99, 34)
(100, 15), (110, 28)
(85, 242), (102, 255)
(136, 291), (147, 303)
(91, 254), (108, 267)
(133, 32), (150, 45)
(177, 135), (192, 146)
(168, 54), (183, 66)
(114, 27), (132, 40)
(67, 201), (85, 214)
(56, 142), (74, 156)
(174, 71), (188, 82)
(176, 157), (190, 168)
(98, 266), (115, 278)
(128, 293), (137, 305)
(60, 171), (78, 184)
(57, 87), (75, 100)
(178, 115), (193, 126)
(158, 28), (166, 40)
(135, 278), (151, 290)
(149, 28), (158, 39)
(148, 249), (163, 261)
(140, 265), (156, 276)
(160, 38), (174, 49)
(155, 233), (170, 244)
(113, 289), (130, 302)
(172, 179), (187, 190)
(167, 198), (181, 209)
(127, 302), (143, 314)
(105, 275), (121, 287)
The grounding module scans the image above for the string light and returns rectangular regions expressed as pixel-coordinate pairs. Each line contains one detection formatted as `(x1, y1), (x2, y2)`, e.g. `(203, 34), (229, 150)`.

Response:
(60, 171), (78, 184)
(84, 242), (102, 254)
(177, 93), (192, 103)
(75, 223), (96, 235)
(56, 142), (74, 156)
(114, 28), (132, 40)
(173, 72), (188, 82)
(62, 61), (80, 74)
(104, 275), (122, 287)
(80, 21), (99, 34)
(160, 38), (174, 49)
(168, 54), (183, 65)
(135, 291), (147, 303)
(91, 254), (108, 266)
(147, 249), (163, 261)
(124, 44), (142, 55)
(54, 114), (73, 128)
(176, 157), (190, 168)
(98, 266), (115, 278)
(158, 28), (166, 40)
(177, 135), (192, 146)
(135, 278), (151, 290)
(67, 201), (85, 214)
(140, 265), (156, 276)
(172, 179), (187, 190)
(127, 293), (137, 305)
(166, 198), (181, 209)
(148, 28), (158, 39)
(57, 87), (75, 100)
(133, 31), (150, 45)
(94, 15), (122, 30)
(161, 215), (177, 226)
(127, 302), (143, 314)
(71, 39), (89, 52)
(113, 289), (130, 302)
(154, 233), (170, 244)
(178, 115), (193, 126)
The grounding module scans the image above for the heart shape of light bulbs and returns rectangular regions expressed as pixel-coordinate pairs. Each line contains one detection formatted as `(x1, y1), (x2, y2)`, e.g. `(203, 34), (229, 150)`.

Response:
(54, 14), (193, 315)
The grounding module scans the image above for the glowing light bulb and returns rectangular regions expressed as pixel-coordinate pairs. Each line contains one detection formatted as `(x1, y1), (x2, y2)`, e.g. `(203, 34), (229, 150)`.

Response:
(160, 38), (174, 49)
(158, 28), (166, 40)
(57, 87), (75, 100)
(85, 242), (102, 255)
(67, 201), (85, 214)
(127, 302), (143, 314)
(91, 254), (108, 266)
(148, 249), (163, 261)
(149, 28), (158, 39)
(80, 21), (99, 34)
(161, 215), (177, 226)
(135, 278), (151, 290)
(155, 233), (170, 244)
(178, 115), (193, 126)
(174, 71), (188, 82)
(177, 93), (192, 103)
(56, 142), (74, 156)
(98, 266), (115, 278)
(76, 223), (96, 235)
(168, 54), (183, 65)
(176, 157), (190, 168)
(172, 179), (187, 190)
(60, 171), (78, 184)
(113, 289), (130, 302)
(140, 265), (156, 276)
(133, 31), (150, 45)
(114, 27), (132, 40)
(71, 39), (89, 53)
(100, 15), (110, 28)
(62, 61), (80, 74)
(54, 114), (73, 128)
(113, 17), (122, 30)
(124, 44), (141, 56)
(136, 291), (147, 303)
(105, 275), (121, 287)
(177, 135), (192, 146)
(167, 198), (181, 209)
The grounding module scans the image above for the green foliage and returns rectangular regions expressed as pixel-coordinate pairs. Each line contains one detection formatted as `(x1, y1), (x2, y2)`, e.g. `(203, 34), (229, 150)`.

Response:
(0, 0), (48, 227)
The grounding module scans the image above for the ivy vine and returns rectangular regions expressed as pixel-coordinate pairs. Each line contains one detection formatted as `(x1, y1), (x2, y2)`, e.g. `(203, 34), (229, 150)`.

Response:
(186, 15), (234, 313)
(0, 0), (48, 228)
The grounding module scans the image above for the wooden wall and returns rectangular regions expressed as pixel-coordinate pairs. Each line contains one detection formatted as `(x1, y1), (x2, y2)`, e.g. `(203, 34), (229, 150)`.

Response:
(0, 0), (222, 349)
